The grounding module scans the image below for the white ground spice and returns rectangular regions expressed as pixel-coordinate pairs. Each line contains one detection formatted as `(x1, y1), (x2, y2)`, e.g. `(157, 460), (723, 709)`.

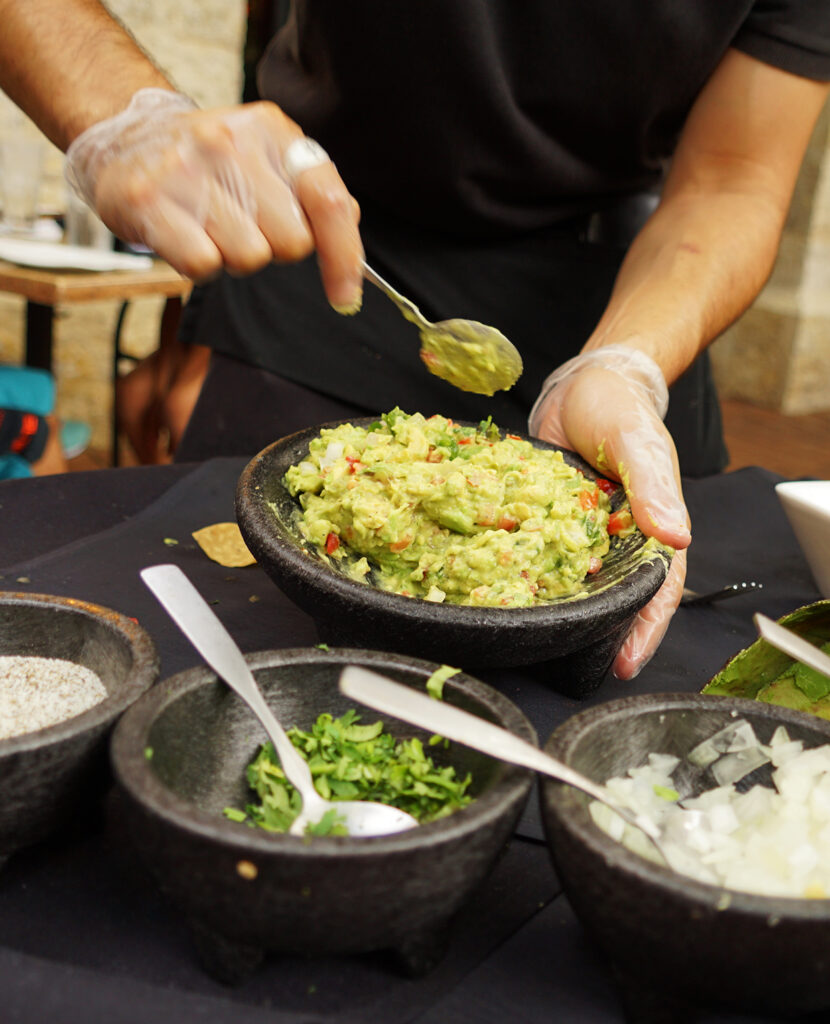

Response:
(0, 656), (108, 740)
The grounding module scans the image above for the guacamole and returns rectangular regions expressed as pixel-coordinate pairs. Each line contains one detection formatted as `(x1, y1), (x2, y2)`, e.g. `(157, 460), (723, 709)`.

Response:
(283, 409), (622, 608)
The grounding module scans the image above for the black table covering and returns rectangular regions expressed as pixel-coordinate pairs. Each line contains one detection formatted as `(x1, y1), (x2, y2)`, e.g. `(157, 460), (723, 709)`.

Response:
(0, 458), (824, 1024)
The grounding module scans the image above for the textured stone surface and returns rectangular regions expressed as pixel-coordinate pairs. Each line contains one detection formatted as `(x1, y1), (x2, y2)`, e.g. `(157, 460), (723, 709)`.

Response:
(540, 692), (830, 1017)
(0, 592), (158, 861)
(235, 422), (671, 698)
(110, 648), (534, 980)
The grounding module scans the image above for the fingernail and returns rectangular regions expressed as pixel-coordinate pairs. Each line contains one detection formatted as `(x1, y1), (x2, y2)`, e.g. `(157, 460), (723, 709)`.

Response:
(330, 288), (362, 316)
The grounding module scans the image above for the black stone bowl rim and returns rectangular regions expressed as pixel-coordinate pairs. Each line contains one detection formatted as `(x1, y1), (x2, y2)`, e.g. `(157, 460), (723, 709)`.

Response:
(541, 692), (830, 921)
(110, 646), (536, 857)
(234, 418), (671, 633)
(0, 590), (159, 755)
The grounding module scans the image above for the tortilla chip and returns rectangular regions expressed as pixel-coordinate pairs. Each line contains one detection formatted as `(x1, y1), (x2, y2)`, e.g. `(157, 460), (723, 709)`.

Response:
(192, 523), (256, 567)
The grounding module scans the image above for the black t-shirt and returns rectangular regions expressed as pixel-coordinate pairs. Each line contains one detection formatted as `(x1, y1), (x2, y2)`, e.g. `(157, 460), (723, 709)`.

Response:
(258, 0), (830, 238)
(180, 1), (830, 476)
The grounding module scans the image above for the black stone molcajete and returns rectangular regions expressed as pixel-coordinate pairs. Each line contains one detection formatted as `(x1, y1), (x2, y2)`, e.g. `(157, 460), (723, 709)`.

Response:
(235, 420), (671, 699)
(539, 694), (830, 1020)
(110, 647), (535, 985)
(0, 591), (158, 862)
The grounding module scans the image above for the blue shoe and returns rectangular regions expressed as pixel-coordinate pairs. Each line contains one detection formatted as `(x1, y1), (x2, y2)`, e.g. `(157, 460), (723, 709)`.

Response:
(60, 420), (91, 459)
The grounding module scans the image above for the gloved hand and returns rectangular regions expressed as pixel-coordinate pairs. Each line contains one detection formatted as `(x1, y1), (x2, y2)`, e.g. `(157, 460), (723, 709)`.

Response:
(65, 89), (363, 309)
(528, 345), (691, 679)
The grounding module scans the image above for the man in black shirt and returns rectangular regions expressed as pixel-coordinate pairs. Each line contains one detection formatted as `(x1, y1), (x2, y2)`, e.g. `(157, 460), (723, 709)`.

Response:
(2, 0), (828, 677)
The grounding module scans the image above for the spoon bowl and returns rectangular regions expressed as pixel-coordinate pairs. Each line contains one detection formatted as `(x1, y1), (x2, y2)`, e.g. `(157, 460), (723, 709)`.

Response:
(362, 261), (522, 395)
(141, 565), (417, 838)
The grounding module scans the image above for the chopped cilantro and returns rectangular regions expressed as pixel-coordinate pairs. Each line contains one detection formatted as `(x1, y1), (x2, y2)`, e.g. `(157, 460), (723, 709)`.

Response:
(653, 784), (679, 801)
(225, 708), (473, 835)
(426, 664), (460, 700)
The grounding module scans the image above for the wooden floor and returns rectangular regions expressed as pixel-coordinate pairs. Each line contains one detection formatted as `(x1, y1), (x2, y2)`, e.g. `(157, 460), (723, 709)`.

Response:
(719, 399), (830, 480)
(68, 397), (830, 479)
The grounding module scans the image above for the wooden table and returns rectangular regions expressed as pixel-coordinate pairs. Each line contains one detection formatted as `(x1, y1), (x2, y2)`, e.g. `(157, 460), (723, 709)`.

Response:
(0, 257), (191, 372)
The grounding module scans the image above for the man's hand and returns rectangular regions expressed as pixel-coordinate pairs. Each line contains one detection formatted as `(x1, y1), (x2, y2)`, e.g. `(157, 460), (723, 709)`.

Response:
(530, 352), (691, 680)
(67, 91), (364, 309)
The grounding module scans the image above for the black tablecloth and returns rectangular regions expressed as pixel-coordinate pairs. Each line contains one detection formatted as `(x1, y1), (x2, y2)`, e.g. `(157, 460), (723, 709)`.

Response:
(0, 459), (823, 1024)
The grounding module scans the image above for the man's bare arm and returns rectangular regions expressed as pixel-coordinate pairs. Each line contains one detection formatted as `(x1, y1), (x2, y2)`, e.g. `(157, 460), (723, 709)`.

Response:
(532, 49), (829, 678)
(0, 0), (363, 300)
(583, 48), (830, 382)
(0, 0), (173, 150)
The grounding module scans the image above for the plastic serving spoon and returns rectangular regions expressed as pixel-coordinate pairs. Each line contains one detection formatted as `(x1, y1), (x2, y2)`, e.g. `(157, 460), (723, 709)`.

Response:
(362, 260), (523, 396)
(339, 665), (672, 861)
(140, 565), (418, 838)
(754, 612), (830, 679)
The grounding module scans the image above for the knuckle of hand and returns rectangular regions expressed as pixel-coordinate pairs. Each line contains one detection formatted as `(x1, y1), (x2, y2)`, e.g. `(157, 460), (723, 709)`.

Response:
(272, 231), (315, 264)
(305, 181), (354, 219)
(179, 254), (222, 282)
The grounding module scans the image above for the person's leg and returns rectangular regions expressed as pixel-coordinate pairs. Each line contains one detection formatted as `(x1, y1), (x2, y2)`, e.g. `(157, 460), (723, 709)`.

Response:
(32, 414), (68, 475)
(116, 297), (211, 464)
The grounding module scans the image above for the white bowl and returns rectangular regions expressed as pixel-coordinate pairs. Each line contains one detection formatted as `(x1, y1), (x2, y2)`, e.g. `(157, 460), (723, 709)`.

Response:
(776, 481), (830, 598)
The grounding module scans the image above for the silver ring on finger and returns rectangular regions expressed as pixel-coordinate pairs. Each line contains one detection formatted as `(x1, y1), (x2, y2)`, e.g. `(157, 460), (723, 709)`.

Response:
(282, 137), (331, 184)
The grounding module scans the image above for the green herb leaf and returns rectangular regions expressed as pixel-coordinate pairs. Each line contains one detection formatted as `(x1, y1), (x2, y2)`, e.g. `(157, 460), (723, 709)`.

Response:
(653, 784), (679, 801)
(225, 708), (474, 836)
(426, 664), (460, 700)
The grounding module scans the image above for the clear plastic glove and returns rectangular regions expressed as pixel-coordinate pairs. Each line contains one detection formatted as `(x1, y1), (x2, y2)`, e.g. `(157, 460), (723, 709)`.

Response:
(528, 345), (691, 679)
(65, 89), (363, 308)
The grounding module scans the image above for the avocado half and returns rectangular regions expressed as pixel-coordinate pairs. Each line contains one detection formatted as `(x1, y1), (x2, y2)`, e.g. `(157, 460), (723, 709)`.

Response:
(703, 600), (830, 719)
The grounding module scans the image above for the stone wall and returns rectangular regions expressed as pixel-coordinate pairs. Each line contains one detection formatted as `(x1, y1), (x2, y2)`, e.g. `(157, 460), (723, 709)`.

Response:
(0, 0), (247, 451)
(709, 105), (830, 415)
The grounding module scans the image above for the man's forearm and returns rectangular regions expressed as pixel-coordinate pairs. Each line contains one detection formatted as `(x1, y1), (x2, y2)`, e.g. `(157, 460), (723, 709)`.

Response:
(0, 0), (174, 150)
(583, 185), (785, 385)
(584, 48), (829, 387)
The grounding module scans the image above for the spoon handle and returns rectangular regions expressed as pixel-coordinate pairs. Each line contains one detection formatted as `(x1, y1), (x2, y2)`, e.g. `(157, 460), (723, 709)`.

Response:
(339, 665), (610, 805)
(140, 564), (318, 805)
(754, 612), (830, 679)
(362, 260), (431, 331)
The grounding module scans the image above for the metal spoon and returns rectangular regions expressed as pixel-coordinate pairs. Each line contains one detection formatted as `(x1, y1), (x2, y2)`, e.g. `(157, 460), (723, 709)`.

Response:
(754, 612), (830, 679)
(681, 581), (763, 606)
(362, 260), (523, 396)
(140, 565), (418, 837)
(339, 665), (671, 861)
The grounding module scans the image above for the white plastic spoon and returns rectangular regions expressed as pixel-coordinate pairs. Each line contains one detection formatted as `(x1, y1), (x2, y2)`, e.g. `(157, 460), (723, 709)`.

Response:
(754, 612), (830, 679)
(141, 564), (418, 837)
(339, 664), (671, 860)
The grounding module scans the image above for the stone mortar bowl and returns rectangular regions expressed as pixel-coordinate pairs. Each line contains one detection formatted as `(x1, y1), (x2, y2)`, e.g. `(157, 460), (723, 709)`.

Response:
(235, 419), (671, 699)
(0, 591), (158, 866)
(109, 647), (535, 985)
(539, 693), (830, 1020)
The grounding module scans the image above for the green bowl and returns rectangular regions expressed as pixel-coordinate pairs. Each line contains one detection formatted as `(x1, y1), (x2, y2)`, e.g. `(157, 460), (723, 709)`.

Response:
(702, 600), (830, 719)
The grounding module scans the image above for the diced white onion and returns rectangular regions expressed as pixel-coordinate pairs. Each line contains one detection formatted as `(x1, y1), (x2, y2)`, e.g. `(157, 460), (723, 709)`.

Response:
(592, 722), (830, 899)
(319, 442), (344, 469)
